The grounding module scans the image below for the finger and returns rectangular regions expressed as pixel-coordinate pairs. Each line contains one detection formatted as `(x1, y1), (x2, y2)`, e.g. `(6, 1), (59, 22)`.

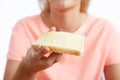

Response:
(31, 46), (51, 59)
(44, 50), (52, 57)
(39, 53), (62, 68)
(49, 26), (56, 31)
(54, 53), (62, 62)
(47, 53), (62, 64)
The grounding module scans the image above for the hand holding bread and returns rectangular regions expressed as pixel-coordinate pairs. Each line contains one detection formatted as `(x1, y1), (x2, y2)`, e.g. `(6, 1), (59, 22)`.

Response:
(20, 27), (62, 74)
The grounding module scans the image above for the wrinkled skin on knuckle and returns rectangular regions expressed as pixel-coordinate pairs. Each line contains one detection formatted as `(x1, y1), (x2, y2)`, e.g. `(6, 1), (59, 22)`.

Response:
(46, 60), (54, 67)
(36, 58), (50, 70)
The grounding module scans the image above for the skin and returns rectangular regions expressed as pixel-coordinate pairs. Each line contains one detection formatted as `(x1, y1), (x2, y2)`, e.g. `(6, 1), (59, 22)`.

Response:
(4, 0), (120, 80)
(104, 64), (120, 80)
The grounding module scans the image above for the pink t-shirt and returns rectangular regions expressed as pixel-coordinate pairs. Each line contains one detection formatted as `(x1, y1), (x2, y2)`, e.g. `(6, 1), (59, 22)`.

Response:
(7, 15), (120, 80)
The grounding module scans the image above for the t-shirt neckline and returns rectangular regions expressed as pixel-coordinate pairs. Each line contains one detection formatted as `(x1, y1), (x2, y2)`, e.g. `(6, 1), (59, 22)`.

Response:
(38, 15), (91, 34)
(74, 15), (91, 34)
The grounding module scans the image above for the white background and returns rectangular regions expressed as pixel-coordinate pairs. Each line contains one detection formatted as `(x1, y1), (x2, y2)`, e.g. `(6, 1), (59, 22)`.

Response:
(0, 0), (120, 79)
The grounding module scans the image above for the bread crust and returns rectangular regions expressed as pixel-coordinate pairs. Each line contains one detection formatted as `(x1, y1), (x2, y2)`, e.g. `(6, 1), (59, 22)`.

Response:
(32, 45), (80, 56)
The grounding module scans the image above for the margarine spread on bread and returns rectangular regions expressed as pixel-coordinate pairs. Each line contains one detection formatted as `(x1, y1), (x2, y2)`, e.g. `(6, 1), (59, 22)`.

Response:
(32, 32), (85, 56)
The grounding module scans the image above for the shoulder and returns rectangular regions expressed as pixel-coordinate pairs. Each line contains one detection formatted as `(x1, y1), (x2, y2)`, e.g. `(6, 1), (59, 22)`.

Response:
(88, 15), (113, 27)
(86, 15), (119, 44)
(87, 15), (116, 33)
(12, 14), (43, 31)
(15, 14), (42, 26)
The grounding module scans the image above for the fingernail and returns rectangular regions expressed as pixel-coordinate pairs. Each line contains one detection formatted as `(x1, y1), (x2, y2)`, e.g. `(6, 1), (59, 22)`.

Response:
(50, 26), (56, 31)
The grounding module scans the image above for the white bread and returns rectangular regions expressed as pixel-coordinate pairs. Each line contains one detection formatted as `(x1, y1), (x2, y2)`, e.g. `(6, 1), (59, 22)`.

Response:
(32, 32), (85, 56)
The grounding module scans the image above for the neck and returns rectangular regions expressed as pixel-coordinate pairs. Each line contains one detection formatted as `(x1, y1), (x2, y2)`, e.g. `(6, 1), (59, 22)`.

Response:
(43, 4), (88, 32)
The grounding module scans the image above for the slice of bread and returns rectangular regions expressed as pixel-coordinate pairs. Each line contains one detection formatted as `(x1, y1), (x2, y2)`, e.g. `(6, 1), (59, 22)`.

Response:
(32, 32), (85, 56)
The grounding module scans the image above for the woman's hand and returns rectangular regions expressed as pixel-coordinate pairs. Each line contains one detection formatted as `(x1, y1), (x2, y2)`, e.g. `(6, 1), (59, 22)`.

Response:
(23, 46), (62, 73)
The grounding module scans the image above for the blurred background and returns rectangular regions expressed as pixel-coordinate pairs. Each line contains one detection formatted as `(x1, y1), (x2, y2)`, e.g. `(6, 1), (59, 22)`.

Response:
(0, 0), (120, 79)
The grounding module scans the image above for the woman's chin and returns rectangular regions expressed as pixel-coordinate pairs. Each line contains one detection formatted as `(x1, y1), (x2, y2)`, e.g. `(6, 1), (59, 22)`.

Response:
(52, 1), (72, 9)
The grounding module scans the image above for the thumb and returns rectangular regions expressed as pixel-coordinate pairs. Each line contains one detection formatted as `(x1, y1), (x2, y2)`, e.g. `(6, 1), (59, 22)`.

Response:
(49, 26), (56, 31)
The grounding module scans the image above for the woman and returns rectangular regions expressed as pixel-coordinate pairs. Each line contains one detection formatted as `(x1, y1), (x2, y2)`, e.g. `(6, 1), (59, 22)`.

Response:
(4, 0), (120, 80)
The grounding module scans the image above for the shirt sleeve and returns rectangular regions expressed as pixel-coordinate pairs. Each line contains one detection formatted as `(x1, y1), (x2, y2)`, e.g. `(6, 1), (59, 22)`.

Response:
(105, 25), (120, 66)
(7, 20), (30, 61)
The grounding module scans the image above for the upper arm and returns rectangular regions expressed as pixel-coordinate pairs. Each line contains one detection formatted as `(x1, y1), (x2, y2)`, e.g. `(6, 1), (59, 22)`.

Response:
(4, 60), (21, 80)
(104, 64), (120, 80)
